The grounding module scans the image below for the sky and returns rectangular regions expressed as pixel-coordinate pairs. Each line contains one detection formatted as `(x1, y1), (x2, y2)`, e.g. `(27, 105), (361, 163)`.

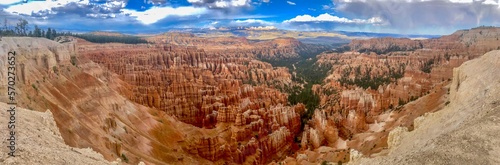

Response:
(1, 0), (500, 35)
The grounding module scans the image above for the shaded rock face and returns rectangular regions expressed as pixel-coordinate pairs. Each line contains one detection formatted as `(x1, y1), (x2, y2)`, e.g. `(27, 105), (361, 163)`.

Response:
(80, 43), (292, 127)
(0, 36), (305, 164)
(78, 40), (304, 163)
(297, 27), (500, 160)
(0, 102), (112, 165)
(348, 37), (424, 54)
(0, 37), (192, 165)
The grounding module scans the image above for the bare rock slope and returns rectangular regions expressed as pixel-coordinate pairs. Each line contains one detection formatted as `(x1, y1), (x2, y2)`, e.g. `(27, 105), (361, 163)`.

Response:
(350, 50), (500, 164)
(0, 103), (111, 165)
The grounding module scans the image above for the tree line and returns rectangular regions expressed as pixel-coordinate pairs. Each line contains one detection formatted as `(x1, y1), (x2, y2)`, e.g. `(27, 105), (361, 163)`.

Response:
(1, 18), (64, 39)
(1, 18), (148, 44)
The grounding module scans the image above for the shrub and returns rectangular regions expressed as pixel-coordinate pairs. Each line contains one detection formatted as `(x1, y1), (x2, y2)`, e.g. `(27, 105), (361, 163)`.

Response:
(121, 153), (129, 163)
(70, 56), (77, 66)
(52, 66), (58, 74)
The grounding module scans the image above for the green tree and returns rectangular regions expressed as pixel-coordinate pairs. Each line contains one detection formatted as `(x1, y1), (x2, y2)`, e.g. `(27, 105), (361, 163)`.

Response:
(46, 27), (52, 39)
(51, 28), (56, 39)
(3, 18), (7, 31)
(15, 18), (28, 36)
(33, 25), (42, 37)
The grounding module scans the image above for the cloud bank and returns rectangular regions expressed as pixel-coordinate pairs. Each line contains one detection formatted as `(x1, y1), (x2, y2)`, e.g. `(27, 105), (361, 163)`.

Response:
(333, 0), (500, 33)
(1, 0), (500, 34)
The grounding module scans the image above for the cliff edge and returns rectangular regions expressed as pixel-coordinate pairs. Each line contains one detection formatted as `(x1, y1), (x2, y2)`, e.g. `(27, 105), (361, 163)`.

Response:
(350, 50), (500, 164)
(0, 103), (112, 164)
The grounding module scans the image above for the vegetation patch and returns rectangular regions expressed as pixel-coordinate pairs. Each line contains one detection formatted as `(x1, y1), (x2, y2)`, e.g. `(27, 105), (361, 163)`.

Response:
(70, 33), (149, 44)
(263, 44), (338, 125)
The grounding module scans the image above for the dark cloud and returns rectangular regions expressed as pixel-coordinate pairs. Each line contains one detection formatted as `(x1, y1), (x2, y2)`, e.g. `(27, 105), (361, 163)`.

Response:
(334, 0), (500, 33)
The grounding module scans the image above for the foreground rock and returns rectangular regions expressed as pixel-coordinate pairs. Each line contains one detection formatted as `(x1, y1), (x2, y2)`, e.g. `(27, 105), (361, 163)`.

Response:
(350, 50), (500, 164)
(0, 103), (111, 165)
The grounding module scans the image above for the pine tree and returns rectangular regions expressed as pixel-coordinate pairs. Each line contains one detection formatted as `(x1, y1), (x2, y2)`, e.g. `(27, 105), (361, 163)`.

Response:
(51, 28), (56, 39)
(46, 28), (52, 39)
(3, 18), (7, 31)
(34, 25), (41, 37)
(15, 18), (28, 36)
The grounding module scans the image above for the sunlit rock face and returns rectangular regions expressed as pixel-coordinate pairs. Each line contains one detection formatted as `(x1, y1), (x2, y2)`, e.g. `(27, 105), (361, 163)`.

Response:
(7, 26), (499, 165)
(296, 27), (500, 163)
(0, 37), (173, 164)
(77, 37), (305, 163)
(148, 32), (327, 60)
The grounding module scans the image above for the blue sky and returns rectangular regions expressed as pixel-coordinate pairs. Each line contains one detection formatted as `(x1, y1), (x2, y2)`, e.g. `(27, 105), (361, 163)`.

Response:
(1, 0), (500, 35)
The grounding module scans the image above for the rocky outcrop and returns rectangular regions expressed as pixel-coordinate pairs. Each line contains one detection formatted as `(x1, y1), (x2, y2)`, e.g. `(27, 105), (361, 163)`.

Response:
(350, 50), (500, 165)
(347, 37), (423, 54)
(0, 103), (112, 165)
(79, 42), (294, 127)
(297, 27), (500, 163)
(0, 37), (217, 165)
(0, 37), (76, 88)
(77, 38), (303, 163)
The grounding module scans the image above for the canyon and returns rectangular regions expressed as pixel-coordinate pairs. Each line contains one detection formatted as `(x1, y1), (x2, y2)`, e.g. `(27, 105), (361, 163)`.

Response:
(284, 26), (500, 164)
(351, 49), (500, 164)
(78, 35), (310, 164)
(0, 26), (499, 164)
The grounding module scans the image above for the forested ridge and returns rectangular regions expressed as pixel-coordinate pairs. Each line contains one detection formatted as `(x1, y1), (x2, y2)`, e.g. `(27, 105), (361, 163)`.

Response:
(0, 18), (148, 44)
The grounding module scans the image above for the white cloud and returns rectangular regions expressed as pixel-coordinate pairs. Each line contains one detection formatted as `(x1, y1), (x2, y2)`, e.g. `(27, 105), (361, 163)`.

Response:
(4, 0), (85, 15)
(227, 19), (277, 27)
(287, 1), (296, 5)
(3, 0), (207, 25)
(187, 0), (251, 8)
(322, 5), (332, 10)
(121, 7), (207, 25)
(284, 13), (383, 24)
(234, 19), (273, 25)
(483, 0), (500, 5)
(0, 0), (22, 5)
(3, 0), (126, 18)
